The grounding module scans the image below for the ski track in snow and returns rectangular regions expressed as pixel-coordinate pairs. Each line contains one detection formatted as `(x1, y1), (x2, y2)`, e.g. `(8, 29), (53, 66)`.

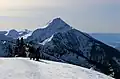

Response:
(0, 58), (113, 79)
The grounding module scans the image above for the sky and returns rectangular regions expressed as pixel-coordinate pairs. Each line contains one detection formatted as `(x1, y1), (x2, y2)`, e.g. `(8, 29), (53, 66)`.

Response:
(0, 0), (120, 33)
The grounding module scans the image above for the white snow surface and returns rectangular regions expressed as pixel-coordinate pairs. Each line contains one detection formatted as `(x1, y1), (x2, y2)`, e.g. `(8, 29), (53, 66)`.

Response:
(40, 35), (54, 45)
(20, 31), (33, 39)
(0, 58), (113, 79)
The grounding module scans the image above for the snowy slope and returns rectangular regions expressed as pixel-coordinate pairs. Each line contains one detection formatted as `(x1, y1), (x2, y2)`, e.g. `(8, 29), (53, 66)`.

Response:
(0, 58), (113, 79)
(19, 31), (33, 39)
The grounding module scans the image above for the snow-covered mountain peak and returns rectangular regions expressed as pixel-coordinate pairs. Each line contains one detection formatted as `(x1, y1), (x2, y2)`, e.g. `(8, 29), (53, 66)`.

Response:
(27, 17), (72, 43)
(6, 29), (19, 39)
(7, 29), (18, 34)
(49, 17), (65, 24)
(45, 17), (71, 29)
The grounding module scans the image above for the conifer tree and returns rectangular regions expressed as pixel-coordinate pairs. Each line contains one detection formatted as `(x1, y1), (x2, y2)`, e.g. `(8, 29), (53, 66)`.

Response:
(16, 38), (20, 46)
(8, 44), (13, 57)
(20, 37), (24, 46)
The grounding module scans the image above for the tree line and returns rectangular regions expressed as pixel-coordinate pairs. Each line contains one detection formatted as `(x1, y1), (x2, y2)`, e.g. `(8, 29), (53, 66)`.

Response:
(7, 37), (40, 61)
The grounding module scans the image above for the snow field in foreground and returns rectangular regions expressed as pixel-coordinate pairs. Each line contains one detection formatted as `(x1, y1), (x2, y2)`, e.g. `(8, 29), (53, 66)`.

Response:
(0, 58), (113, 79)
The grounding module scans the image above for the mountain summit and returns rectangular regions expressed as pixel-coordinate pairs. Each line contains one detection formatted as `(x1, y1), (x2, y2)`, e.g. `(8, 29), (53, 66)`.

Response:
(46, 17), (70, 29)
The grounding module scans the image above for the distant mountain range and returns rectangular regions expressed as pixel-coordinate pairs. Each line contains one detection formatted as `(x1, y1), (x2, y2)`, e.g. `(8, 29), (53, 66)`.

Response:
(90, 33), (120, 50)
(0, 17), (120, 78)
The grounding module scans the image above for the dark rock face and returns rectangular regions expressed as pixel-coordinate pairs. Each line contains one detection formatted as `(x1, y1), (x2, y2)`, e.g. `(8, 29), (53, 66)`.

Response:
(39, 29), (120, 79)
